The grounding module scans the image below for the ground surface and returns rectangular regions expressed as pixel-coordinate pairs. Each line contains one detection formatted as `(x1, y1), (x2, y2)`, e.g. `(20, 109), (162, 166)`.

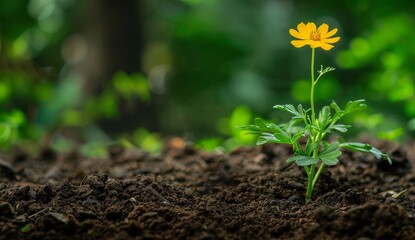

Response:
(0, 138), (414, 240)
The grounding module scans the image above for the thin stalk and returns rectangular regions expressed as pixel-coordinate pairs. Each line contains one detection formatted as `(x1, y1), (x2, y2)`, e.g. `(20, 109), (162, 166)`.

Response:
(304, 165), (310, 175)
(306, 142), (321, 203)
(305, 47), (320, 204)
(310, 48), (316, 123)
(312, 163), (325, 189)
(305, 163), (316, 203)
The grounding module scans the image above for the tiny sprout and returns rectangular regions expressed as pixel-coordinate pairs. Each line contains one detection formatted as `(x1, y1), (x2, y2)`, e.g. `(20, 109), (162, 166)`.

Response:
(391, 189), (408, 199)
(21, 224), (30, 232)
(239, 22), (391, 204)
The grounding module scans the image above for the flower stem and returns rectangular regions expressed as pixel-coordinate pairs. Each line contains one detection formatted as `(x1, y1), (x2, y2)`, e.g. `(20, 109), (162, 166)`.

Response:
(310, 47), (316, 123)
(305, 47), (320, 204)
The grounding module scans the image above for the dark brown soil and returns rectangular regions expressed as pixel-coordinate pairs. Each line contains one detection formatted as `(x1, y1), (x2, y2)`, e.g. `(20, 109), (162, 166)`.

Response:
(1, 139), (415, 239)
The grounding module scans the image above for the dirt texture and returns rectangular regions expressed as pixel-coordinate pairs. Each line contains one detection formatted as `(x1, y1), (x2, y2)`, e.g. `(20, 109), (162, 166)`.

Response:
(1, 138), (415, 240)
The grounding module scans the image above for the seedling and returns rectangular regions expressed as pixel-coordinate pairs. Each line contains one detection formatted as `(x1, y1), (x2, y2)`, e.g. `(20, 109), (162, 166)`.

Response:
(239, 22), (391, 204)
(20, 224), (30, 232)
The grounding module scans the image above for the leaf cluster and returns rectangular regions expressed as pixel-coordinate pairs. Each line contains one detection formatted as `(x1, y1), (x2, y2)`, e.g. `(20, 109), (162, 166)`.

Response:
(238, 99), (391, 166)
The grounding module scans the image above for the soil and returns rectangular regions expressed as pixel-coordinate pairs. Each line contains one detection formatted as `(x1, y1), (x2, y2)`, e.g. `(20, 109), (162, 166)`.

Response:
(1, 138), (415, 239)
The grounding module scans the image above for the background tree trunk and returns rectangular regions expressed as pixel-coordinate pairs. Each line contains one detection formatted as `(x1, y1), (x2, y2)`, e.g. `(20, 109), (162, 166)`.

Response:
(82, 0), (157, 134)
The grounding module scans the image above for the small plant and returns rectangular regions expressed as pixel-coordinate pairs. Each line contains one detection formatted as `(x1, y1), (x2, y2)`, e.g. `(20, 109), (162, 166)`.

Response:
(239, 22), (391, 204)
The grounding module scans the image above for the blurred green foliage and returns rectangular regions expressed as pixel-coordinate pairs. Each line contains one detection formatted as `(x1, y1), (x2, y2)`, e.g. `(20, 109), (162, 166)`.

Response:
(1, 0), (415, 154)
(147, 0), (415, 144)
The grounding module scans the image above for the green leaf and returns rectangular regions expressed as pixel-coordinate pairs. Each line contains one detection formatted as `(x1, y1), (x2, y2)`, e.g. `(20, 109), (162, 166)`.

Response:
(274, 127), (291, 143)
(340, 142), (392, 165)
(316, 106), (332, 131)
(257, 132), (291, 145)
(320, 142), (340, 155)
(320, 106), (331, 122)
(332, 111), (345, 122)
(257, 133), (278, 145)
(340, 142), (374, 155)
(239, 117), (297, 146)
(291, 129), (305, 143)
(327, 124), (350, 133)
(321, 157), (339, 166)
(237, 125), (260, 134)
(287, 155), (319, 166)
(331, 99), (366, 122)
(287, 118), (304, 128)
(340, 142), (370, 150)
(237, 118), (270, 134)
(297, 104), (304, 114)
(344, 99), (367, 114)
(330, 100), (341, 113)
(319, 142), (342, 166)
(268, 123), (282, 133)
(254, 118), (268, 129)
(273, 104), (303, 119)
(306, 141), (320, 155)
(321, 151), (342, 159)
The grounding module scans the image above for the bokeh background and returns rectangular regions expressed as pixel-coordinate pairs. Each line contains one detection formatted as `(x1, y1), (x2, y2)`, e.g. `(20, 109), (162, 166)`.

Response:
(1, 0), (414, 155)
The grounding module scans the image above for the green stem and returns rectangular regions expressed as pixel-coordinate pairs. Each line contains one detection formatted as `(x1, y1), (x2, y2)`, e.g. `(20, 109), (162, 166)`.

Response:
(312, 163), (325, 189)
(305, 47), (320, 204)
(304, 165), (310, 175)
(306, 161), (325, 204)
(306, 139), (321, 203)
(305, 164), (314, 203)
(310, 47), (316, 123)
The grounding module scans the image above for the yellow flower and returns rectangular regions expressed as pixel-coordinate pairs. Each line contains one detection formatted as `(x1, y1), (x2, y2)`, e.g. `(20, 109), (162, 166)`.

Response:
(289, 22), (340, 51)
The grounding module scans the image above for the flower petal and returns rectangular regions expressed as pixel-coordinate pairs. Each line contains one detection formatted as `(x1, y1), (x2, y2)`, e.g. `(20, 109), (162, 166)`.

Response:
(309, 41), (334, 50)
(310, 41), (321, 49)
(323, 28), (338, 38)
(297, 22), (309, 34)
(318, 23), (329, 35)
(307, 22), (317, 32)
(289, 29), (308, 40)
(291, 40), (311, 48)
(323, 37), (340, 44)
(319, 42), (334, 50)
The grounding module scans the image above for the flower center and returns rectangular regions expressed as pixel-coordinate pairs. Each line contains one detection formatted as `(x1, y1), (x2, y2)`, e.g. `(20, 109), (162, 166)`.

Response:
(309, 31), (321, 41)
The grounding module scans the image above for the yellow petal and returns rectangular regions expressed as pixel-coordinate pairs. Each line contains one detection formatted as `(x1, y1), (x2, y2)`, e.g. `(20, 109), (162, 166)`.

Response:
(291, 39), (311, 48)
(310, 41), (321, 49)
(309, 41), (334, 50)
(289, 29), (308, 40)
(297, 22), (309, 34)
(317, 23), (329, 35)
(307, 22), (317, 32)
(320, 42), (334, 50)
(323, 37), (340, 44)
(323, 28), (338, 38)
